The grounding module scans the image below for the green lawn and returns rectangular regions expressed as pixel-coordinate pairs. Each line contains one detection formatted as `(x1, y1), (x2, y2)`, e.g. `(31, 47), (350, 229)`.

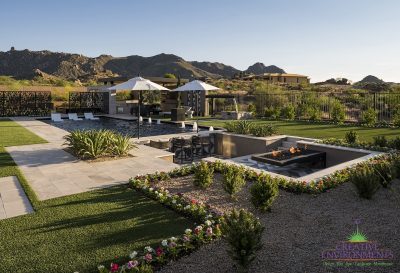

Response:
(0, 119), (47, 147)
(196, 118), (400, 142)
(0, 186), (193, 273)
(0, 119), (193, 273)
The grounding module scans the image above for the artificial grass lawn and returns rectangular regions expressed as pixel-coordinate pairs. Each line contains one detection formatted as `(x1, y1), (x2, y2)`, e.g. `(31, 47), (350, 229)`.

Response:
(0, 185), (193, 273)
(0, 118), (47, 147)
(195, 118), (400, 142)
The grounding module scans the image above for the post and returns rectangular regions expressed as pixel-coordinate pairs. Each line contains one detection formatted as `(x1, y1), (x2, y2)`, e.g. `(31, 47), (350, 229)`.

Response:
(137, 90), (141, 139)
(197, 90), (200, 133)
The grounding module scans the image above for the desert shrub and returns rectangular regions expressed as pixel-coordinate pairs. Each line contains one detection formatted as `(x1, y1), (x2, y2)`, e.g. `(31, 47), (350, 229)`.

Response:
(247, 104), (256, 113)
(250, 174), (279, 212)
(361, 108), (377, 126)
(264, 106), (281, 119)
(308, 107), (322, 121)
(221, 209), (264, 272)
(193, 161), (214, 189)
(350, 164), (381, 199)
(250, 123), (278, 137)
(373, 160), (397, 188)
(64, 129), (135, 159)
(281, 104), (296, 120)
(345, 130), (358, 144)
(330, 100), (345, 123)
(392, 109), (400, 127)
(388, 137), (400, 150)
(224, 120), (254, 135)
(222, 165), (246, 197)
(373, 136), (388, 147)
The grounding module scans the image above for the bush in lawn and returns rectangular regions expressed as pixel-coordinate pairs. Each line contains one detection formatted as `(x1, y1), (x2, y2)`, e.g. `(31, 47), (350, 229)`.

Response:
(222, 164), (246, 197)
(221, 209), (264, 272)
(250, 123), (278, 137)
(345, 130), (358, 144)
(308, 107), (322, 121)
(64, 129), (135, 159)
(373, 136), (388, 147)
(193, 161), (214, 189)
(264, 106), (281, 119)
(350, 164), (381, 199)
(250, 174), (279, 212)
(392, 109), (400, 127)
(361, 108), (378, 126)
(281, 104), (296, 120)
(330, 99), (345, 123)
(225, 120), (254, 135)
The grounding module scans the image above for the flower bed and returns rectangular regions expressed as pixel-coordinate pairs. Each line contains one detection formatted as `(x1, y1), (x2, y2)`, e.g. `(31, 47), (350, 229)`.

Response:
(97, 152), (400, 272)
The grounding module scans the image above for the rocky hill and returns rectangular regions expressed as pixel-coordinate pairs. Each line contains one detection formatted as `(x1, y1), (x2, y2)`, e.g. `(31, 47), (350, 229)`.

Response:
(357, 75), (385, 84)
(0, 48), (285, 82)
(245, 63), (285, 74)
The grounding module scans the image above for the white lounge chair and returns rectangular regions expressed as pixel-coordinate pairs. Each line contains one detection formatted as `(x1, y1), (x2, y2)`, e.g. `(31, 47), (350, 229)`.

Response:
(68, 113), (83, 121)
(84, 112), (100, 120)
(51, 113), (63, 122)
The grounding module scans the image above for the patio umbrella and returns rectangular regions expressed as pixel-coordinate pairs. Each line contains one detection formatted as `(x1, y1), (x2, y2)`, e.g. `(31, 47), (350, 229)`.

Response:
(108, 76), (170, 139)
(172, 80), (220, 132)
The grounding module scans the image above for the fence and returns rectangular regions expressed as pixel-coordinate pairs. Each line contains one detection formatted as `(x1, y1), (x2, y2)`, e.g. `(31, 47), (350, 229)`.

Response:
(68, 91), (108, 114)
(253, 91), (400, 123)
(0, 91), (52, 117)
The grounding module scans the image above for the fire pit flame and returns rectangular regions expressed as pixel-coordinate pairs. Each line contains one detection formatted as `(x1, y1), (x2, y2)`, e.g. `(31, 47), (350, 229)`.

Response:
(289, 147), (301, 154)
(271, 150), (281, 157)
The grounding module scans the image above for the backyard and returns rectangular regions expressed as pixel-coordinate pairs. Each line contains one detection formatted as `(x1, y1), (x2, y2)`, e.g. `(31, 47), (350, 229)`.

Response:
(0, 119), (193, 273)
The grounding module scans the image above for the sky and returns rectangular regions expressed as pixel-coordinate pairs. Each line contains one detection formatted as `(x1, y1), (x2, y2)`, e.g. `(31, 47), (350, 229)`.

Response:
(1, 0), (400, 82)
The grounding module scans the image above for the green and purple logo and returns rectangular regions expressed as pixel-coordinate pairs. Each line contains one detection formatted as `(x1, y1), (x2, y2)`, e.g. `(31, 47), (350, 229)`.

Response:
(322, 219), (394, 268)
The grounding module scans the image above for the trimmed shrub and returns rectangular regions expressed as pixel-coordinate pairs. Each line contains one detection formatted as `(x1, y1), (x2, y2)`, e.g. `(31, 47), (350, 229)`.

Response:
(193, 161), (214, 189)
(393, 109), (400, 127)
(222, 165), (246, 197)
(362, 108), (378, 126)
(345, 130), (358, 144)
(250, 123), (278, 137)
(264, 106), (281, 119)
(221, 209), (264, 272)
(250, 174), (279, 212)
(330, 100), (345, 123)
(281, 104), (296, 120)
(351, 164), (381, 199)
(373, 136), (388, 147)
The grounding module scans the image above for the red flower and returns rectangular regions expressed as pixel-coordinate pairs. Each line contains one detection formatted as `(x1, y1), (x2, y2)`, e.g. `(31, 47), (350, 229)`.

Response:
(156, 247), (164, 257)
(110, 263), (119, 272)
(191, 199), (197, 205)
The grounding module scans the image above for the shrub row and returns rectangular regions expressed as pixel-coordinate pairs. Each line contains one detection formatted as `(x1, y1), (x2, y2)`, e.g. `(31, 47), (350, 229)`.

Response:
(322, 134), (400, 152)
(225, 120), (277, 137)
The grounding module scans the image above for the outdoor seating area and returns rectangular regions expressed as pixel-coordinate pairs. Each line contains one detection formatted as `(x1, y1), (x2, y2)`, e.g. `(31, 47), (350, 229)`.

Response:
(169, 135), (212, 163)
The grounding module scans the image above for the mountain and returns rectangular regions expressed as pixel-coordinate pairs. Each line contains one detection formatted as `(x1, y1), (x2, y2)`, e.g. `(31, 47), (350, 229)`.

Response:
(245, 63), (286, 74)
(357, 75), (385, 84)
(0, 48), (285, 82)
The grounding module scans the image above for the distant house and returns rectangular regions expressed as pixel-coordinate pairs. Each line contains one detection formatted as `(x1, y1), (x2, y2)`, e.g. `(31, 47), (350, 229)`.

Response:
(241, 73), (310, 84)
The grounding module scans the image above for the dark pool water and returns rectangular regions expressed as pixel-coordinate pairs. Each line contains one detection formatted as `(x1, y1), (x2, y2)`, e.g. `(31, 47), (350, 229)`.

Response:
(44, 117), (193, 137)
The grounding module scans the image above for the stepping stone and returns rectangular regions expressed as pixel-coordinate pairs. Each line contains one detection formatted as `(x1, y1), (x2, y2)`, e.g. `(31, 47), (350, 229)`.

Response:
(0, 176), (34, 220)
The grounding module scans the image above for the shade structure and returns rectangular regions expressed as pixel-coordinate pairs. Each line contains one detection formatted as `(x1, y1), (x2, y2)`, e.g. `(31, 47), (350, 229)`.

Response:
(108, 77), (170, 139)
(172, 80), (220, 132)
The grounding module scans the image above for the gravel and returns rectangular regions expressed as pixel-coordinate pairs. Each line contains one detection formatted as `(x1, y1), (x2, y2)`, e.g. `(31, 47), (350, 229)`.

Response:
(157, 178), (400, 273)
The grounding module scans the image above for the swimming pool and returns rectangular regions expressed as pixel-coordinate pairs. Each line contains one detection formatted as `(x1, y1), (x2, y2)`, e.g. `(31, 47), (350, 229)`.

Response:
(44, 117), (193, 137)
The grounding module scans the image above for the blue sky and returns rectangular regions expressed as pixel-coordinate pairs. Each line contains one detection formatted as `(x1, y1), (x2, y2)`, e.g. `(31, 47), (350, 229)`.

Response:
(1, 0), (400, 82)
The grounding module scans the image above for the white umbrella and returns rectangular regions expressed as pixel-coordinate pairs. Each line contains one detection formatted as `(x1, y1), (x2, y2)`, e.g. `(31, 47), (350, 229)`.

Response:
(108, 77), (170, 139)
(172, 80), (220, 132)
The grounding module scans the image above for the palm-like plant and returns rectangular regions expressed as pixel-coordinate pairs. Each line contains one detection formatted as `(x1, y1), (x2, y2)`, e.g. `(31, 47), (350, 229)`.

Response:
(112, 134), (136, 156)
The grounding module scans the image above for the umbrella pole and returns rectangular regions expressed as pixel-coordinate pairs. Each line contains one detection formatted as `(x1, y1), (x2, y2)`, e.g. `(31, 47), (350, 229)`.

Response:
(197, 90), (200, 133)
(137, 90), (141, 139)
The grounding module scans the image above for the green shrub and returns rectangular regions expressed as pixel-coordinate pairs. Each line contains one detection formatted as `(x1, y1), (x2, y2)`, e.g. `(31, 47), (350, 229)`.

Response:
(221, 209), (264, 272)
(350, 164), (381, 199)
(373, 136), (388, 147)
(250, 175), (279, 212)
(388, 137), (400, 150)
(64, 130), (135, 159)
(264, 106), (281, 119)
(330, 100), (345, 123)
(224, 120), (254, 135)
(308, 107), (322, 121)
(392, 109), (400, 127)
(361, 108), (377, 126)
(247, 104), (256, 113)
(345, 130), (358, 144)
(250, 123), (278, 137)
(373, 160), (397, 188)
(222, 165), (246, 197)
(193, 161), (214, 189)
(281, 104), (296, 120)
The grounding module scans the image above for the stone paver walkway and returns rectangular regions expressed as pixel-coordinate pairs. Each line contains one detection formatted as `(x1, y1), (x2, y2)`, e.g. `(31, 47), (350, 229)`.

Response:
(6, 117), (179, 200)
(0, 176), (33, 219)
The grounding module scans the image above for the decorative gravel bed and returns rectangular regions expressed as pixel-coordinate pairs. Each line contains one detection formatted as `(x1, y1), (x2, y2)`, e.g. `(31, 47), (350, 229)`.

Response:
(158, 180), (400, 273)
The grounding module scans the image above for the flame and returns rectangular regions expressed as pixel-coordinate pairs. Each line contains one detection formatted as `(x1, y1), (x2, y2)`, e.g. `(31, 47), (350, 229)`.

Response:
(271, 150), (281, 157)
(289, 147), (301, 154)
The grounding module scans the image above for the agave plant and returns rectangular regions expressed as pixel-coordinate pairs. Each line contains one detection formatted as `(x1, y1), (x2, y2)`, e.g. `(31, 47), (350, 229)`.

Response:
(111, 134), (136, 156)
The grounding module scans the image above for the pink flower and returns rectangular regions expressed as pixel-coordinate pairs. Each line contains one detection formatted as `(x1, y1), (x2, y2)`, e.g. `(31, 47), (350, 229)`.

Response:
(206, 227), (213, 236)
(156, 247), (164, 257)
(183, 235), (191, 242)
(169, 241), (177, 248)
(145, 253), (153, 262)
(127, 260), (138, 269)
(110, 263), (119, 272)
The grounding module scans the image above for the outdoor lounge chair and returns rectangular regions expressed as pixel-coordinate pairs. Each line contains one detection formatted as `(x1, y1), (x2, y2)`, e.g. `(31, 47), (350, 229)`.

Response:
(51, 113), (63, 122)
(84, 112), (100, 120)
(68, 113), (83, 121)
(183, 106), (194, 118)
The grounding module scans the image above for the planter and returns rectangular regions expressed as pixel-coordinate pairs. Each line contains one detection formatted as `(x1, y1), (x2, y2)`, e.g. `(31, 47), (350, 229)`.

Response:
(171, 108), (186, 122)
